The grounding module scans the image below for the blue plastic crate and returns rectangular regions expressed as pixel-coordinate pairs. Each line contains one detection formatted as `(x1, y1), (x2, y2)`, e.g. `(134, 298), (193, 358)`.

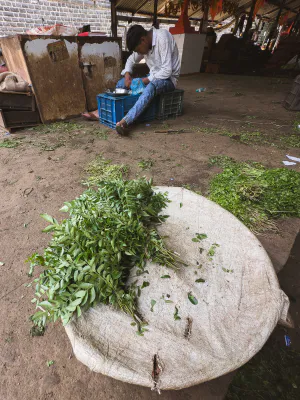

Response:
(97, 93), (156, 129)
(156, 89), (184, 120)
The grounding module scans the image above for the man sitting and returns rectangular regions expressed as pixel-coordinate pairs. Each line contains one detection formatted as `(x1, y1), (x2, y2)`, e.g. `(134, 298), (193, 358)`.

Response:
(115, 24), (180, 135)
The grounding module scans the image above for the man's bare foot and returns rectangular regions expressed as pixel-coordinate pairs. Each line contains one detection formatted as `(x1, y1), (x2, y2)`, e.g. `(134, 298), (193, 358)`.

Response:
(82, 110), (99, 121)
(116, 119), (129, 136)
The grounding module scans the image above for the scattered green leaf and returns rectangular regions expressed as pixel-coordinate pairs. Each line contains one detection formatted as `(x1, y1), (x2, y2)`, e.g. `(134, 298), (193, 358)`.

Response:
(150, 299), (156, 312)
(46, 360), (55, 367)
(93, 128), (110, 140)
(188, 292), (198, 305)
(0, 139), (21, 148)
(138, 159), (154, 170)
(30, 325), (45, 337)
(34, 122), (83, 135)
(192, 233), (208, 242)
(208, 245), (217, 257)
(174, 306), (181, 320)
(83, 155), (129, 186)
(222, 267), (234, 273)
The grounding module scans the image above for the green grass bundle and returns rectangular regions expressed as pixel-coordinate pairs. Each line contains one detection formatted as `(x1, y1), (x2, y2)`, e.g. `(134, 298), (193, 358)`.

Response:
(209, 157), (300, 233)
(83, 156), (129, 186)
(27, 179), (178, 334)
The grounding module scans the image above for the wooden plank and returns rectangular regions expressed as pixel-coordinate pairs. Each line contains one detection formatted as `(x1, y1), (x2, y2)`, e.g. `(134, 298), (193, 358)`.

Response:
(0, 36), (31, 83)
(153, 0), (159, 27)
(0, 109), (40, 132)
(0, 92), (36, 111)
(111, 0), (118, 37)
(116, 7), (202, 21)
(2, 110), (40, 125)
(243, 0), (258, 40)
(0, 110), (8, 131)
(118, 15), (178, 24)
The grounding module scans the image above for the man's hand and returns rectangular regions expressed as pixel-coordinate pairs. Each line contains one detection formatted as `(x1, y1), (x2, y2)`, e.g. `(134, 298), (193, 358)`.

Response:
(142, 77), (150, 85)
(124, 72), (132, 88)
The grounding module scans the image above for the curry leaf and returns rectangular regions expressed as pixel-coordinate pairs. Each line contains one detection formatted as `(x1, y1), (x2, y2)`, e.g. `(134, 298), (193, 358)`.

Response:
(174, 306), (181, 320)
(28, 178), (182, 332)
(141, 281), (150, 289)
(188, 292), (198, 305)
(150, 299), (156, 312)
(40, 214), (55, 224)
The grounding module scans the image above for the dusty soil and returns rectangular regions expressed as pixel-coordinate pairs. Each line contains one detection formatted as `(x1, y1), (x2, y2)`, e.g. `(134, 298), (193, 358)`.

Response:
(0, 74), (299, 400)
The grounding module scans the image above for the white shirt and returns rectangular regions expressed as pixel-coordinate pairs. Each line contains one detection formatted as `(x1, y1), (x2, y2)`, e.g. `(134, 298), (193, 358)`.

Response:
(121, 28), (180, 87)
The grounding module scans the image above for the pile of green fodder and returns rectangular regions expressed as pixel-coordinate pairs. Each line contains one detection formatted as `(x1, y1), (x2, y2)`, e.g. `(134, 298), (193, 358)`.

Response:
(28, 178), (179, 335)
(83, 155), (129, 186)
(209, 156), (300, 233)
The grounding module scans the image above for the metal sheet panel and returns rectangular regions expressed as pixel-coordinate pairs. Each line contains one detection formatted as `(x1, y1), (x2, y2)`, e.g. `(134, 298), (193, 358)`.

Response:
(20, 36), (86, 123)
(78, 37), (122, 111)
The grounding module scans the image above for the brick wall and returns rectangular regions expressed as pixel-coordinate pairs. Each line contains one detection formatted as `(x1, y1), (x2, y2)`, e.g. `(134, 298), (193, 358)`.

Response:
(0, 0), (176, 50)
(0, 0), (112, 37)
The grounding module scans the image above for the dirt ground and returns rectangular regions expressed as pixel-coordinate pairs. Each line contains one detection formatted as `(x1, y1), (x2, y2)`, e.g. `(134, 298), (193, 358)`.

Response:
(0, 74), (299, 400)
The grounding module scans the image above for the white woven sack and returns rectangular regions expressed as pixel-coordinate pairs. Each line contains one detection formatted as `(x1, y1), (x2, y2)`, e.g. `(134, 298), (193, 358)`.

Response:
(65, 187), (289, 391)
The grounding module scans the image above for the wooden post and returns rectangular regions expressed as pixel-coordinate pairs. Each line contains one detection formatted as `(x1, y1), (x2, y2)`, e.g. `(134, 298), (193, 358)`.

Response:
(266, 0), (286, 49)
(290, 12), (300, 36)
(243, 0), (257, 40)
(232, 13), (240, 35)
(200, 2), (209, 34)
(110, 0), (117, 37)
(153, 0), (159, 28)
(256, 17), (262, 32)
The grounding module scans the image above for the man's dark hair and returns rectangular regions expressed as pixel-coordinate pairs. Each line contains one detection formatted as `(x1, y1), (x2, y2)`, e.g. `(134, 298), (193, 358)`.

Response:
(126, 25), (147, 52)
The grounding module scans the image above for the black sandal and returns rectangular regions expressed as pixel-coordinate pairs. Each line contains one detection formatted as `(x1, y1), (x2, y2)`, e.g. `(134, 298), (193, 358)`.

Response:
(116, 122), (129, 136)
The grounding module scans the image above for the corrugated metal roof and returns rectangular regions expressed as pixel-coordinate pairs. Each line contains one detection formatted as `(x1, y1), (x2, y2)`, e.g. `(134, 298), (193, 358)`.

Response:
(259, 0), (299, 20)
(115, 0), (300, 22)
(116, 0), (234, 20)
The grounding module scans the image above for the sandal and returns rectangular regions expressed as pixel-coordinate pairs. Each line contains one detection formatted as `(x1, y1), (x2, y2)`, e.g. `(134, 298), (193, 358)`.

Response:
(116, 121), (129, 136)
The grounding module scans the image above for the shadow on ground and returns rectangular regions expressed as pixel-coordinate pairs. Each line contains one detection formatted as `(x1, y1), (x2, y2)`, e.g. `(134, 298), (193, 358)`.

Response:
(225, 232), (300, 400)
